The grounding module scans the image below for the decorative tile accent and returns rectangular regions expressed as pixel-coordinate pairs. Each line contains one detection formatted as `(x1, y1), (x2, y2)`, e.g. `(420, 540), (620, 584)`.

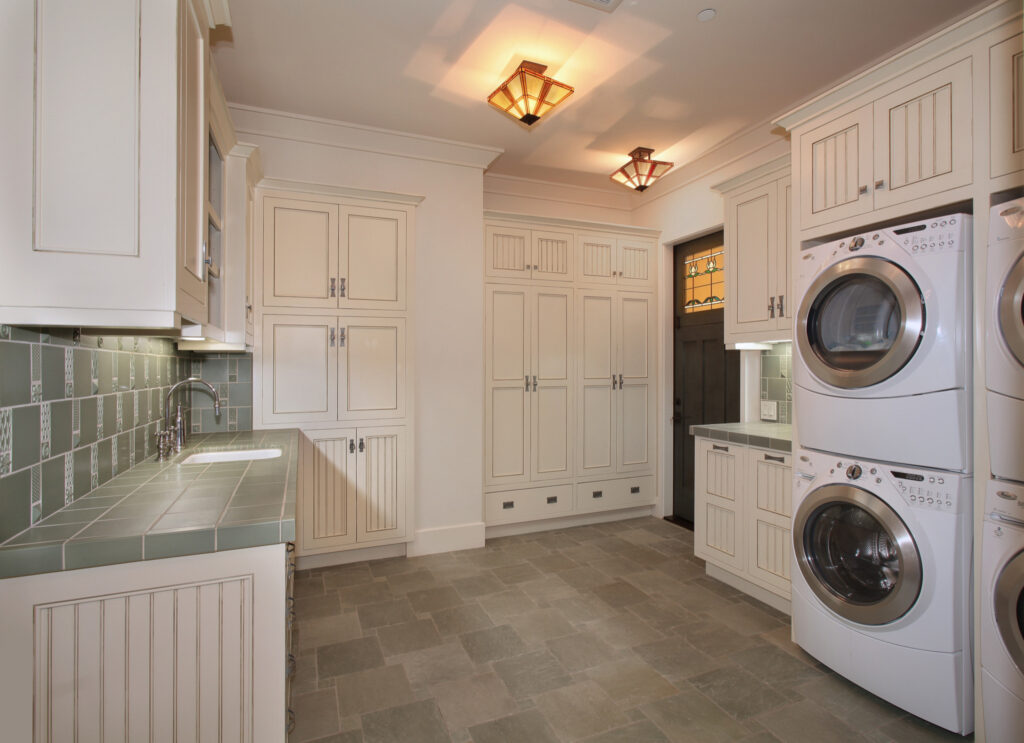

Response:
(0, 409), (11, 476)
(64, 348), (74, 398)
(63, 453), (73, 506)
(40, 403), (51, 459)
(72, 399), (80, 448)
(30, 345), (42, 403)
(191, 358), (202, 377)
(90, 445), (98, 490)
(129, 430), (136, 469)
(110, 436), (117, 474)
(90, 352), (99, 394)
(115, 394), (124, 433)
(30, 465), (42, 524)
(0, 325), (9, 340)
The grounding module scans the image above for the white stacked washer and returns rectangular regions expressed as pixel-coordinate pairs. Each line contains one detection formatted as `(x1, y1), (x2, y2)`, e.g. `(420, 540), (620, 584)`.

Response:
(791, 448), (973, 734)
(793, 214), (972, 471)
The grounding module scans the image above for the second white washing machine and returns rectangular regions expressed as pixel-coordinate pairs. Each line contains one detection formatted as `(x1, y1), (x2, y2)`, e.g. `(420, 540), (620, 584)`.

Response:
(791, 447), (973, 734)
(793, 214), (971, 471)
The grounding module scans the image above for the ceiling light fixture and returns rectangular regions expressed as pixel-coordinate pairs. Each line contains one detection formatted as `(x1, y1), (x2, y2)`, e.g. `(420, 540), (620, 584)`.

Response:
(487, 61), (574, 126)
(610, 147), (674, 192)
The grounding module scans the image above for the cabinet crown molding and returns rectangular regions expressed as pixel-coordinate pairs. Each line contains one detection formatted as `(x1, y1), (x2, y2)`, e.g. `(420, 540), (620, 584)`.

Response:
(260, 177), (424, 206)
(484, 210), (660, 238)
(712, 155), (790, 194)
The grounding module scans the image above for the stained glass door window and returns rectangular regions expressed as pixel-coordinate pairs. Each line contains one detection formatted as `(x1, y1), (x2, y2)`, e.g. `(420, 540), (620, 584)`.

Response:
(681, 242), (724, 313)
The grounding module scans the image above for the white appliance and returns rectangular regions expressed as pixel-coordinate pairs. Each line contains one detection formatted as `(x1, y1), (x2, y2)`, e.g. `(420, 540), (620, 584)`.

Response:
(981, 479), (1024, 743)
(793, 214), (972, 471)
(791, 447), (973, 734)
(986, 198), (1024, 483)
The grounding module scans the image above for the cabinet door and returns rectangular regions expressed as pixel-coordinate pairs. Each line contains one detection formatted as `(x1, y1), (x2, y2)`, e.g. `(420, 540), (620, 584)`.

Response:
(991, 33), (1024, 179)
(245, 184), (255, 343)
(577, 234), (618, 285)
(799, 105), (873, 229)
(693, 439), (744, 571)
(356, 426), (407, 542)
(485, 286), (531, 487)
(775, 175), (792, 331)
(576, 290), (616, 478)
(873, 58), (972, 210)
(616, 238), (657, 288)
(260, 315), (337, 424)
(726, 182), (779, 337)
(340, 206), (407, 310)
(262, 197), (339, 309)
(485, 225), (532, 279)
(339, 317), (406, 421)
(176, 0), (208, 322)
(531, 288), (572, 482)
(300, 428), (357, 554)
(746, 449), (792, 595)
(531, 230), (574, 281)
(616, 292), (656, 473)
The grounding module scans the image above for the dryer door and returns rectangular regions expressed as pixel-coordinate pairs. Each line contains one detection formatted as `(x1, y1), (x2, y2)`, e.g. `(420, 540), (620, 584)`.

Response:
(998, 254), (1024, 368)
(794, 483), (922, 625)
(994, 548), (1024, 674)
(797, 257), (924, 389)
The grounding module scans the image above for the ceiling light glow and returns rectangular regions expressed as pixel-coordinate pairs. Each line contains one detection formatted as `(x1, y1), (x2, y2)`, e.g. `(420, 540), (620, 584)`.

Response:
(610, 147), (674, 192)
(487, 61), (574, 126)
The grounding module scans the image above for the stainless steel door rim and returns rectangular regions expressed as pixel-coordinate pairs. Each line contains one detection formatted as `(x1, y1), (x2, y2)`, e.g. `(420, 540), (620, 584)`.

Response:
(794, 483), (922, 625)
(998, 254), (1024, 367)
(994, 548), (1024, 673)
(797, 257), (924, 389)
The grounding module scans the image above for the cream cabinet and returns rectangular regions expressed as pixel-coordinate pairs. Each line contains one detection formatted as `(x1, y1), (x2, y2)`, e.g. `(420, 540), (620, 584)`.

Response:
(798, 58), (972, 230)
(577, 233), (657, 288)
(260, 314), (406, 426)
(485, 285), (573, 488)
(299, 426), (407, 555)
(0, 0), (229, 328)
(263, 195), (409, 311)
(991, 32), (1024, 179)
(694, 438), (792, 602)
(485, 224), (574, 282)
(716, 159), (792, 344)
(576, 289), (656, 480)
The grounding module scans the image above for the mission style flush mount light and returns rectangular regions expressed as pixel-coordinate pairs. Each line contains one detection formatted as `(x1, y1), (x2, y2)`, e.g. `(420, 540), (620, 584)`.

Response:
(488, 61), (574, 126)
(610, 147), (674, 192)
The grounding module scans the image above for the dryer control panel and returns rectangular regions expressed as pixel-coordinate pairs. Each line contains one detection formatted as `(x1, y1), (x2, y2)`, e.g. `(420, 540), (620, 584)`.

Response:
(890, 216), (966, 257)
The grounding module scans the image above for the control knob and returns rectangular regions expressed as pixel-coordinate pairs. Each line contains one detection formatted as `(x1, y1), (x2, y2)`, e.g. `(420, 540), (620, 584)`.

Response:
(845, 464), (863, 480)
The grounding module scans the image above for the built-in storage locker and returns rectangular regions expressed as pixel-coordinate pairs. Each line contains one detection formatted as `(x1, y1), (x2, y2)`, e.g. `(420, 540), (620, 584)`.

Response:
(694, 439), (744, 572)
(991, 32), (1024, 179)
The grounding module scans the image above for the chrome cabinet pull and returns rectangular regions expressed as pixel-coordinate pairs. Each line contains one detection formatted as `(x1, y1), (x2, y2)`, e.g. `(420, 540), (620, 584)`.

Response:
(630, 486), (640, 494)
(764, 454), (785, 463)
(339, 277), (347, 297)
(618, 373), (623, 388)
(330, 277), (336, 297)
(874, 179), (885, 189)
(338, 327), (346, 347)
(503, 501), (515, 509)
(592, 490), (603, 499)
(525, 375), (530, 392)
(532, 375), (538, 392)
(329, 327), (336, 347)
(546, 496), (558, 504)
(768, 296), (776, 319)
(349, 439), (355, 454)
(612, 375), (617, 390)
(776, 295), (784, 317)
(358, 438), (365, 453)
(858, 184), (868, 195)
(712, 444), (729, 452)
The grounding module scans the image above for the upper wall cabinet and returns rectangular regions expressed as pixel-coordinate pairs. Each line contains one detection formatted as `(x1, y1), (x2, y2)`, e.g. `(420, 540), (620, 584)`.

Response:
(0, 0), (230, 329)
(263, 193), (409, 311)
(796, 58), (973, 231)
(577, 234), (657, 288)
(485, 224), (574, 282)
(991, 32), (1024, 179)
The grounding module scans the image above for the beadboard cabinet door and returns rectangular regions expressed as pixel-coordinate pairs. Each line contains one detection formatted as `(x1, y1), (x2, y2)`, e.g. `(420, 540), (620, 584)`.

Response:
(577, 233), (618, 286)
(693, 439), (744, 572)
(356, 426), (407, 543)
(261, 315), (338, 424)
(301, 428), (358, 552)
(799, 106), (873, 230)
(485, 225), (532, 279)
(616, 237), (657, 288)
(991, 32), (1024, 179)
(262, 197), (339, 309)
(746, 449), (793, 594)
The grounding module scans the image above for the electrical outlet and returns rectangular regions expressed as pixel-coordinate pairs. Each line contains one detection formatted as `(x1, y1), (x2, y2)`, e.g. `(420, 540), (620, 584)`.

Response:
(760, 400), (778, 421)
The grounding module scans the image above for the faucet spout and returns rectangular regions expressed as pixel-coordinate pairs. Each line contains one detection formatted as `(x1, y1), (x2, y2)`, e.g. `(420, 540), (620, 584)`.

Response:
(158, 377), (222, 460)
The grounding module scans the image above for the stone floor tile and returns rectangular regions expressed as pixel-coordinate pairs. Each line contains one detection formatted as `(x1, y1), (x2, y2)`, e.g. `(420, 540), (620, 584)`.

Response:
(391, 641), (477, 688)
(654, 558), (706, 582)
(291, 654), (320, 695)
(337, 581), (395, 607)
(317, 636), (385, 678)
(587, 658), (678, 709)
(476, 587), (538, 621)
(504, 608), (575, 646)
(296, 593), (343, 620)
(534, 680), (629, 740)
(303, 731), (364, 743)
(633, 637), (722, 680)
(334, 665), (415, 717)
(729, 644), (826, 689)
(591, 555), (645, 578)
(626, 599), (697, 631)
(430, 672), (518, 731)
(549, 594), (619, 624)
(792, 673), (906, 734)
(467, 708), (560, 743)
(675, 620), (767, 658)
(368, 556), (419, 578)
(875, 716), (970, 742)
(581, 718), (671, 742)
(294, 575), (326, 598)
(458, 624), (528, 664)
(587, 612), (664, 648)
(690, 666), (791, 720)
(385, 568), (437, 594)
(527, 553), (579, 573)
(546, 631), (619, 672)
(432, 603), (495, 637)
(618, 544), (671, 568)
(376, 618), (443, 656)
(322, 564), (374, 590)
(356, 599), (416, 631)
(360, 699), (450, 743)
(290, 688), (340, 742)
(451, 573), (506, 599)
(492, 649), (573, 698)
(297, 612), (363, 651)
(756, 700), (872, 743)
(710, 600), (786, 637)
(655, 580), (735, 614)
(560, 566), (617, 591)
(641, 690), (750, 743)
(406, 585), (464, 613)
(491, 561), (543, 585)
(517, 574), (579, 604)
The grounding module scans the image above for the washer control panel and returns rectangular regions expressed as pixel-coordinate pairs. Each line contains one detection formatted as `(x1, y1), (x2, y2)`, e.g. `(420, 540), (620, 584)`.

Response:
(891, 216), (965, 256)
(823, 454), (964, 513)
(987, 479), (1024, 524)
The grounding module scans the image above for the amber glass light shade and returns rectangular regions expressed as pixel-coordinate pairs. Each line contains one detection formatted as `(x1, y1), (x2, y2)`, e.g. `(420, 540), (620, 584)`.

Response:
(488, 61), (574, 125)
(610, 147), (674, 192)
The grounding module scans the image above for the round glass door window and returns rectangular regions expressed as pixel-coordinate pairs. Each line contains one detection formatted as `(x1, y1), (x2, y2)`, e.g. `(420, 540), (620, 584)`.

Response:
(797, 257), (924, 389)
(998, 254), (1024, 367)
(994, 550), (1024, 673)
(794, 484), (922, 625)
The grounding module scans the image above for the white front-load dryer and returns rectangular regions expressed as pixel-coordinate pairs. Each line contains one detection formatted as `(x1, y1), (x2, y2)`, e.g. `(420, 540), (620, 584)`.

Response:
(981, 479), (1024, 743)
(791, 448), (973, 734)
(986, 198), (1024, 482)
(793, 214), (971, 471)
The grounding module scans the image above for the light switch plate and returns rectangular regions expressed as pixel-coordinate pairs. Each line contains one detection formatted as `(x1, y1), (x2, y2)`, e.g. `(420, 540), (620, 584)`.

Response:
(760, 400), (778, 421)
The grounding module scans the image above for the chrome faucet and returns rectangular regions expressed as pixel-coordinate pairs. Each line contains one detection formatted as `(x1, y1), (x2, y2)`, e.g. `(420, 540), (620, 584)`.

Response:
(156, 377), (221, 461)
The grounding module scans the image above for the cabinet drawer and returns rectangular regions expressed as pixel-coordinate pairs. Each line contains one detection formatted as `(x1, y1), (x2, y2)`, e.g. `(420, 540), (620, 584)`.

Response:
(485, 485), (573, 525)
(576, 475), (655, 513)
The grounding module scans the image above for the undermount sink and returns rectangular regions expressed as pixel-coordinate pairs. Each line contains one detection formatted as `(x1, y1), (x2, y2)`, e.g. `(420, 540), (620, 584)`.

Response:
(182, 448), (282, 465)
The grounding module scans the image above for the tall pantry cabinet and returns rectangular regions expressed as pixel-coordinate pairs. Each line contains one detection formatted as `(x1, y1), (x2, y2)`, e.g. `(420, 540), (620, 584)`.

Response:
(484, 214), (660, 528)
(254, 185), (418, 556)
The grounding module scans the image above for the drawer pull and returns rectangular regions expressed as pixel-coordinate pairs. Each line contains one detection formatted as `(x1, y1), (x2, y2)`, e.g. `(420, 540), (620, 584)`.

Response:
(764, 454), (785, 463)
(546, 496), (558, 504)
(712, 444), (729, 452)
(502, 501), (515, 509)
(592, 490), (603, 499)
(630, 486), (640, 494)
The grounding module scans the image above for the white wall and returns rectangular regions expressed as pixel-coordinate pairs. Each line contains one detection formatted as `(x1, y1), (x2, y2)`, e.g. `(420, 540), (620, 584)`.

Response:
(484, 173), (633, 223)
(230, 105), (500, 554)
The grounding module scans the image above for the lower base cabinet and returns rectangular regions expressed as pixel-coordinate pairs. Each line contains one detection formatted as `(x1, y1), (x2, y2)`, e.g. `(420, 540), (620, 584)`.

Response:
(694, 437), (792, 600)
(484, 474), (656, 527)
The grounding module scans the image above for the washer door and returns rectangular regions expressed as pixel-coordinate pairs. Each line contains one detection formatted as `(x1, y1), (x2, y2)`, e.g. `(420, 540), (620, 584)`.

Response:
(994, 549), (1024, 674)
(998, 254), (1024, 368)
(797, 257), (924, 389)
(794, 484), (922, 625)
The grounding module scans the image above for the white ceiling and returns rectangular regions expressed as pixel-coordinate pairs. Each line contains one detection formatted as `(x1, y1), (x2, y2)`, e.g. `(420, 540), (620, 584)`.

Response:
(211, 0), (989, 191)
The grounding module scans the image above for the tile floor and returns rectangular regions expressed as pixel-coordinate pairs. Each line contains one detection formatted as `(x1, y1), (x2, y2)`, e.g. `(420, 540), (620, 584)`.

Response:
(289, 517), (971, 743)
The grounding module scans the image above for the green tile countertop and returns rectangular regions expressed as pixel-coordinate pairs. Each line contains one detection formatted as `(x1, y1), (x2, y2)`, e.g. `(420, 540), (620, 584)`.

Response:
(688, 422), (792, 453)
(0, 429), (298, 579)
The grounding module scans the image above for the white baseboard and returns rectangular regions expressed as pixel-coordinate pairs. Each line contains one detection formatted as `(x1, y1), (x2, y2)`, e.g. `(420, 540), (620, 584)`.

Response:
(706, 563), (791, 615)
(485, 506), (656, 539)
(296, 542), (406, 570)
(407, 522), (486, 557)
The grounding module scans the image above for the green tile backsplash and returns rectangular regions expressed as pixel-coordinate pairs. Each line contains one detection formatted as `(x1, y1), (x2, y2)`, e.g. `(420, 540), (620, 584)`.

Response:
(760, 342), (792, 424)
(0, 326), (254, 544)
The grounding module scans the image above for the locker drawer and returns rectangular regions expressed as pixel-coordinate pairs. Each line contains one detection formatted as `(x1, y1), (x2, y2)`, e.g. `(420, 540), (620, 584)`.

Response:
(485, 485), (573, 525)
(576, 475), (656, 513)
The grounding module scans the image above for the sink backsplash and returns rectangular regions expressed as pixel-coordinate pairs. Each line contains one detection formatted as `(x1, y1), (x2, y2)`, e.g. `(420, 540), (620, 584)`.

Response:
(0, 326), (252, 541)
(760, 342), (792, 424)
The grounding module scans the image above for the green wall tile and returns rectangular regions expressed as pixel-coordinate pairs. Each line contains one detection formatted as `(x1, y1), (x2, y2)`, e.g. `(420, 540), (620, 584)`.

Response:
(0, 468), (31, 542)
(117, 353), (130, 391)
(102, 394), (117, 437)
(12, 404), (40, 471)
(73, 349), (92, 397)
(0, 342), (31, 407)
(50, 400), (72, 457)
(41, 345), (66, 401)
(97, 351), (114, 394)
(78, 398), (97, 447)
(73, 447), (91, 498)
(40, 456), (66, 519)
(96, 439), (113, 484)
(115, 433), (131, 476)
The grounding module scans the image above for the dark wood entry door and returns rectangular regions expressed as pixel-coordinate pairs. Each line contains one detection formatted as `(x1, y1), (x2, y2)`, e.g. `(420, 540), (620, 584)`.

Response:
(672, 233), (739, 526)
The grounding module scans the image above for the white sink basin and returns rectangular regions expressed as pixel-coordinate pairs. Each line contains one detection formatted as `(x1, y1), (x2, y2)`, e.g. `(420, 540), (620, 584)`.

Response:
(182, 448), (282, 465)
